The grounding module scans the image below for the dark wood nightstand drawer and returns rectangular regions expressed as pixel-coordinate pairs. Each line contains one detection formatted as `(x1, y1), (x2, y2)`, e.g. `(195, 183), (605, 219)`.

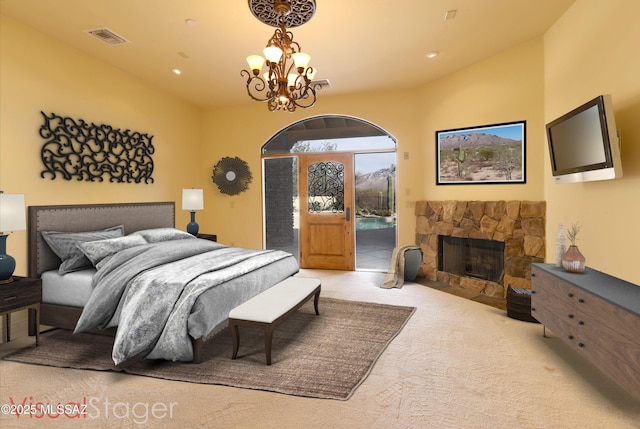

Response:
(197, 233), (217, 242)
(0, 278), (42, 313)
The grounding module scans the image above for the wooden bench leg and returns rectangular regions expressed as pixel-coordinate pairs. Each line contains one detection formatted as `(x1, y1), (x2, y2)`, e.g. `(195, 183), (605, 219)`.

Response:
(265, 326), (274, 365)
(230, 322), (240, 360)
(313, 291), (320, 315)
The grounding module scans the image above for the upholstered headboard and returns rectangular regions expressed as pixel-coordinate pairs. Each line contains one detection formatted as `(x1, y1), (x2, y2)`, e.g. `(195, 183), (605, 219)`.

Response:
(28, 202), (175, 277)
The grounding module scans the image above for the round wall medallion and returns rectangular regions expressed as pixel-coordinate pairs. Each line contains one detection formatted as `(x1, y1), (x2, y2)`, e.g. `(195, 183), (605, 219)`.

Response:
(212, 156), (252, 195)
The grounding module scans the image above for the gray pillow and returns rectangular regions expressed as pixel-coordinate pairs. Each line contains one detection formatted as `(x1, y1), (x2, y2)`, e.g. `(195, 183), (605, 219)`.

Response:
(133, 228), (195, 243)
(41, 225), (125, 274)
(78, 234), (148, 269)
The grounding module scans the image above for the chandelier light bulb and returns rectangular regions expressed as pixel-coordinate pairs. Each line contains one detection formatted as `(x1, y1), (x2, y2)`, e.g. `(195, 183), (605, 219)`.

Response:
(246, 55), (265, 73)
(292, 52), (311, 70)
(263, 46), (283, 63)
(306, 67), (317, 80)
(279, 96), (290, 105)
(287, 73), (298, 87)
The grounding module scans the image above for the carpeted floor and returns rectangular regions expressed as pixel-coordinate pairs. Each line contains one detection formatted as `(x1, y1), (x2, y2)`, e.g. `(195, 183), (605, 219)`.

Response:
(1, 269), (639, 428)
(3, 297), (415, 400)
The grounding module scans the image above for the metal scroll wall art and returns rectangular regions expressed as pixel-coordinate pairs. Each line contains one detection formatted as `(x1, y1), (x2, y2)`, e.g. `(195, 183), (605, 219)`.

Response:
(39, 111), (155, 183)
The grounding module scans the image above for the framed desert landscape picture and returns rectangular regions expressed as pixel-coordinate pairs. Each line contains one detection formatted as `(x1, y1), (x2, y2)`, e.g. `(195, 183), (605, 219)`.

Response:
(436, 121), (526, 185)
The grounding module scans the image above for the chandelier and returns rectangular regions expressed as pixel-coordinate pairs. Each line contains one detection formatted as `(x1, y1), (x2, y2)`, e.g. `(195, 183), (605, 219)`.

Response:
(241, 0), (322, 112)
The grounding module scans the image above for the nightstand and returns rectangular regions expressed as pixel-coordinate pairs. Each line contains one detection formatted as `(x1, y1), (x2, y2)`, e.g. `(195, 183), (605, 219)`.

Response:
(0, 276), (42, 346)
(197, 233), (217, 242)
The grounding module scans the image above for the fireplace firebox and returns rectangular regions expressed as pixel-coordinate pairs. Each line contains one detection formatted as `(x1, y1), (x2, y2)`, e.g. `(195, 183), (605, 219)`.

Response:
(438, 236), (505, 284)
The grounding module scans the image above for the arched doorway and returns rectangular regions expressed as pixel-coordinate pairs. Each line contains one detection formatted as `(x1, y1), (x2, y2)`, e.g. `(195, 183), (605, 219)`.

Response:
(262, 115), (397, 271)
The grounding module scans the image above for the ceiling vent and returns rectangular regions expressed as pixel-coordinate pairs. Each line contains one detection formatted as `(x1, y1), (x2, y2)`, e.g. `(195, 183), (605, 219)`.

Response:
(86, 28), (129, 45)
(311, 79), (331, 88)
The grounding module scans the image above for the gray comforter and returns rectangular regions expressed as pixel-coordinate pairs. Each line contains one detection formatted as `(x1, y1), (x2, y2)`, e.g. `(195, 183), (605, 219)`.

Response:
(74, 239), (292, 364)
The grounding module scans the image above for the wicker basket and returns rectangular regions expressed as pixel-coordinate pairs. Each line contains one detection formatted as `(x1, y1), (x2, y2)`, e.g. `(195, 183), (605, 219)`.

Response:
(506, 286), (540, 323)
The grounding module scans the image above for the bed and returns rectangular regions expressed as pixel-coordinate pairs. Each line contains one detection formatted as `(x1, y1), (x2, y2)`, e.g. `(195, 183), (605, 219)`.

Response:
(27, 202), (299, 364)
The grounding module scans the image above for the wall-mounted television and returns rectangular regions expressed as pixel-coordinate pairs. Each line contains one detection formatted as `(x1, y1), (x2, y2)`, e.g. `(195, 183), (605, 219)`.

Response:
(546, 94), (622, 183)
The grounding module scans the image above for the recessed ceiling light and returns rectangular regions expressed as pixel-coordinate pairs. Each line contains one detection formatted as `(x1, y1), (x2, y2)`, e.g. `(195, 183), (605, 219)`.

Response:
(171, 69), (182, 75)
(426, 51), (439, 59)
(185, 19), (197, 26)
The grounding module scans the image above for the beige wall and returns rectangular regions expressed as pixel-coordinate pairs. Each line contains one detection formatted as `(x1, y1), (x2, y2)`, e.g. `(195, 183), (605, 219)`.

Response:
(544, 0), (640, 284)
(417, 37), (545, 202)
(202, 37), (545, 249)
(201, 90), (421, 248)
(2, 1), (638, 286)
(0, 16), (206, 276)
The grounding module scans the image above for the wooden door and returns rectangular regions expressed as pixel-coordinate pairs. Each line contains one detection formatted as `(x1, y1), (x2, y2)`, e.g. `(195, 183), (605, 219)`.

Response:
(298, 153), (354, 270)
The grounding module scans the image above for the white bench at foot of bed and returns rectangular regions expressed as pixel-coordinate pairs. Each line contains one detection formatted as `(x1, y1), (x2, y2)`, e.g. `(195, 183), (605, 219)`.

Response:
(228, 276), (321, 365)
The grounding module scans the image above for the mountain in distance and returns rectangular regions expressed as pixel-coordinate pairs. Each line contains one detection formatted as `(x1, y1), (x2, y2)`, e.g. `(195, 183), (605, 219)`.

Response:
(439, 132), (519, 150)
(356, 165), (396, 191)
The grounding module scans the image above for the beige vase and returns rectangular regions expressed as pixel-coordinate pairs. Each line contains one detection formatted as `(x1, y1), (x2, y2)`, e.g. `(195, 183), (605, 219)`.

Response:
(562, 245), (586, 273)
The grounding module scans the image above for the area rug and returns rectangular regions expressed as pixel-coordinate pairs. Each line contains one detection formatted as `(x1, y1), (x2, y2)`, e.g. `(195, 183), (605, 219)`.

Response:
(4, 298), (415, 400)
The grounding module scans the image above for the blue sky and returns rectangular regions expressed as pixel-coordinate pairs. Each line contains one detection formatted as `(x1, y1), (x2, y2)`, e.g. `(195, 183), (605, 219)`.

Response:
(355, 152), (396, 174)
(439, 122), (524, 141)
(300, 136), (397, 174)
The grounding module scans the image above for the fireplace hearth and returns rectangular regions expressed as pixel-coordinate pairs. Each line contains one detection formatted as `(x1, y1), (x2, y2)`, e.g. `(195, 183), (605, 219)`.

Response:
(415, 200), (545, 300)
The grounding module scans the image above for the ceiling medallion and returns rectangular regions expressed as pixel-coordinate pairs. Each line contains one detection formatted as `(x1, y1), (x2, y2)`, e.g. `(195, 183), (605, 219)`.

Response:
(248, 0), (316, 28)
(242, 0), (323, 112)
(212, 157), (253, 195)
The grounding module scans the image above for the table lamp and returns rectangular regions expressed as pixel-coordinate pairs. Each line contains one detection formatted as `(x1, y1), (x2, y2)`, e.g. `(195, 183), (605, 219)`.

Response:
(182, 189), (204, 235)
(0, 192), (26, 283)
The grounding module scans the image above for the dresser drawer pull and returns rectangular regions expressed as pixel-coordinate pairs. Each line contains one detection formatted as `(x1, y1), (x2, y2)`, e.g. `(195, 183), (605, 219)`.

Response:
(567, 314), (574, 319)
(3, 296), (17, 302)
(568, 293), (574, 298)
(578, 320), (584, 325)
(568, 335), (574, 340)
(578, 343), (585, 348)
(578, 298), (584, 303)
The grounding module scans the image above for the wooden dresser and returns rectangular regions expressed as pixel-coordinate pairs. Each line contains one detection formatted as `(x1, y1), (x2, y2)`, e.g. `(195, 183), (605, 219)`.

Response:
(531, 263), (640, 401)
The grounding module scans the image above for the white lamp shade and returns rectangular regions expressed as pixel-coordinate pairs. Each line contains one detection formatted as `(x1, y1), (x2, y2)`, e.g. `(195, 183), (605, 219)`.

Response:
(263, 46), (283, 63)
(292, 52), (311, 69)
(0, 193), (26, 232)
(306, 66), (317, 80)
(246, 54), (265, 72)
(182, 189), (204, 211)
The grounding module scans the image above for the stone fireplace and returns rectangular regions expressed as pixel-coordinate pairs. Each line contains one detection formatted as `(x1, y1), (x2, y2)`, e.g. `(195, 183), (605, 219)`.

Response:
(439, 236), (505, 283)
(415, 200), (545, 300)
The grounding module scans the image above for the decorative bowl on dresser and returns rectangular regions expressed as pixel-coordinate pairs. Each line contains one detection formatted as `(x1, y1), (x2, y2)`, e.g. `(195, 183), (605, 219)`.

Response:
(0, 276), (42, 346)
(531, 263), (640, 401)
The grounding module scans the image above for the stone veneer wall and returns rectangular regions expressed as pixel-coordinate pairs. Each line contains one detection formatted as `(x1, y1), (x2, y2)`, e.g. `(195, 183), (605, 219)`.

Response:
(415, 200), (546, 299)
(264, 158), (294, 246)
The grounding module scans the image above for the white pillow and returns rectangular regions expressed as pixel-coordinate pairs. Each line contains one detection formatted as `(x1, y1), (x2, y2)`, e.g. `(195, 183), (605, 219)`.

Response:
(41, 225), (125, 274)
(78, 234), (148, 269)
(132, 228), (195, 243)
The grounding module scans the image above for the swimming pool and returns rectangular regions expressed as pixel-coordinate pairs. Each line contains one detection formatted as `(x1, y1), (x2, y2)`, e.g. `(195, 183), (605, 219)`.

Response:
(355, 217), (395, 231)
